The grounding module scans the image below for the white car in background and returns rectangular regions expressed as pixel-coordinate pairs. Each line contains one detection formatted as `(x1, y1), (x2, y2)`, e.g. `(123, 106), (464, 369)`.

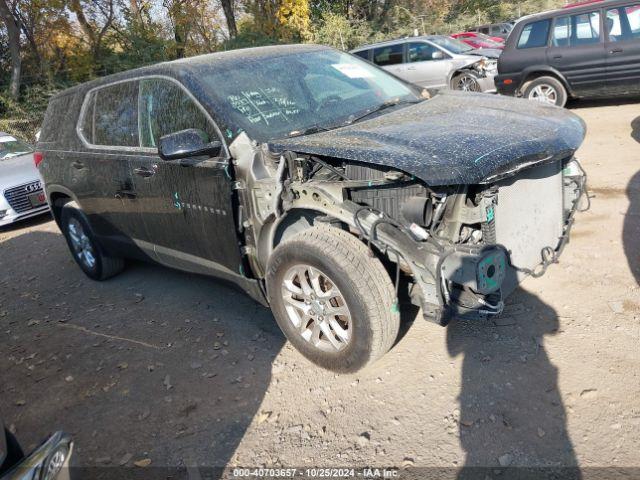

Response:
(0, 133), (49, 227)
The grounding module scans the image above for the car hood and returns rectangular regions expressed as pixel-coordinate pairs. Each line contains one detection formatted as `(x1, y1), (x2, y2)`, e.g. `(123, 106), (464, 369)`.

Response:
(0, 153), (39, 189)
(270, 91), (586, 186)
(468, 48), (502, 58)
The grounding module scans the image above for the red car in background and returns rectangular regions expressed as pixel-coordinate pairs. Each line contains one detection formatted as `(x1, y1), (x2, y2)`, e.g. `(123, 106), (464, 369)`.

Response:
(451, 32), (505, 49)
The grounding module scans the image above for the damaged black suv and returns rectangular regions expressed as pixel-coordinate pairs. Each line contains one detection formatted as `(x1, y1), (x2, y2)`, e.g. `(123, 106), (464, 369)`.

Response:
(38, 45), (587, 372)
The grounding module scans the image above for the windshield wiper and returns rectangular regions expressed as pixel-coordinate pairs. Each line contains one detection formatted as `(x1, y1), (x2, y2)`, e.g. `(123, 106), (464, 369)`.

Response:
(346, 98), (421, 125)
(286, 124), (333, 138)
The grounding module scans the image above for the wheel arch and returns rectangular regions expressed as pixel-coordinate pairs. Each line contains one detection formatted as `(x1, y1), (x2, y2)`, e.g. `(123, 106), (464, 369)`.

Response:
(46, 184), (78, 227)
(518, 67), (573, 97)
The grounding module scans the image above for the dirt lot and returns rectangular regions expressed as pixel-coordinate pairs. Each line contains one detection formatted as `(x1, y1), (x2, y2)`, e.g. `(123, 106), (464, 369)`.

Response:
(1, 97), (639, 478)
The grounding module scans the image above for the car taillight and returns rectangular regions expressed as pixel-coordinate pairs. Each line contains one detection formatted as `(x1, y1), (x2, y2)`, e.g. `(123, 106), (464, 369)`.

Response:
(34, 151), (43, 167)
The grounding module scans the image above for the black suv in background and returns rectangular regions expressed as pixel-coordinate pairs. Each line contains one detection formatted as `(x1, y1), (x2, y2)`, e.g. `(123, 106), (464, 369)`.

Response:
(496, 0), (640, 106)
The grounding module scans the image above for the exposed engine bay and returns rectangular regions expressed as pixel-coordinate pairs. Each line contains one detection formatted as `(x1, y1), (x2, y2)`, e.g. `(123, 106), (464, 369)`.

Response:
(230, 132), (587, 326)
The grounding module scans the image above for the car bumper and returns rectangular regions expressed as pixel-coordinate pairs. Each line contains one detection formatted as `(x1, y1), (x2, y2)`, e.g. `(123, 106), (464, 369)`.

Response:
(0, 205), (50, 227)
(495, 73), (522, 96)
(1, 432), (73, 480)
(478, 72), (497, 93)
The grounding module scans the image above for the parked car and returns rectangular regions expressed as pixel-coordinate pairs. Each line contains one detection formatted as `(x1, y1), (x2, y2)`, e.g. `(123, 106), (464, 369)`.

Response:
(451, 32), (505, 49)
(351, 35), (498, 92)
(38, 45), (587, 372)
(0, 133), (49, 227)
(0, 421), (72, 480)
(470, 22), (514, 40)
(496, 0), (640, 107)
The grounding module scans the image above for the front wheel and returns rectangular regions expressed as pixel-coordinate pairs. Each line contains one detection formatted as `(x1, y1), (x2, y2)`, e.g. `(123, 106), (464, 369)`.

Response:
(522, 76), (568, 107)
(452, 72), (482, 92)
(266, 226), (400, 372)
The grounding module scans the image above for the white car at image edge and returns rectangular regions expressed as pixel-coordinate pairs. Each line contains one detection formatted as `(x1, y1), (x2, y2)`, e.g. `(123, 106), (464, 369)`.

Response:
(0, 133), (49, 227)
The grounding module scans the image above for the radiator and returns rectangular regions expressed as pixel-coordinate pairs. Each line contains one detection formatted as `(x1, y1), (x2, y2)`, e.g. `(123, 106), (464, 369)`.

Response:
(494, 161), (564, 292)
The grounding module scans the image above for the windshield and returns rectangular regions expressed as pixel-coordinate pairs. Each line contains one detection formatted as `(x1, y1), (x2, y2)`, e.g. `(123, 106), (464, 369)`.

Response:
(0, 136), (33, 160)
(197, 49), (419, 142)
(430, 36), (474, 54)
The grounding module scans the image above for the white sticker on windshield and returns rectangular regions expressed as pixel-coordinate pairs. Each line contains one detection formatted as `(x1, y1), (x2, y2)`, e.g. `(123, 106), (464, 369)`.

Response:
(331, 63), (375, 79)
(0, 135), (17, 143)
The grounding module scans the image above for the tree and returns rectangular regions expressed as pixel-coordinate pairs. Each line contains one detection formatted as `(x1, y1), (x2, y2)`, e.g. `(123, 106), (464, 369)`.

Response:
(0, 0), (21, 99)
(68, 0), (116, 72)
(220, 0), (237, 38)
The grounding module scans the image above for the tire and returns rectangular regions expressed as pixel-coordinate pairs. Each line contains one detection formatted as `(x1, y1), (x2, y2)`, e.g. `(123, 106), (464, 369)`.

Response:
(452, 72), (481, 92)
(522, 76), (568, 107)
(266, 226), (400, 372)
(60, 202), (124, 281)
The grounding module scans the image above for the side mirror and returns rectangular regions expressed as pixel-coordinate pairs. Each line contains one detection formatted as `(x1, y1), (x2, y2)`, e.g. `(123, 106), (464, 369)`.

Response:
(158, 129), (222, 161)
(432, 51), (444, 60)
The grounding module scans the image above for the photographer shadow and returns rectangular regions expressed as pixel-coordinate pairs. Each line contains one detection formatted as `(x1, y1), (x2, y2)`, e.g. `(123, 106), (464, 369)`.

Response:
(446, 289), (581, 479)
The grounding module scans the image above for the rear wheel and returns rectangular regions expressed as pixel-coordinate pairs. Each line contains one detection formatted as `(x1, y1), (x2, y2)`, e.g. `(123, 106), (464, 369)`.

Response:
(266, 226), (399, 372)
(522, 76), (568, 107)
(60, 203), (124, 281)
(452, 72), (481, 92)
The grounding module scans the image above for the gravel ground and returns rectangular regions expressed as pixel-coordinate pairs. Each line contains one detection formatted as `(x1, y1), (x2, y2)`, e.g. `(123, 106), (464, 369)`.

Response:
(1, 97), (639, 478)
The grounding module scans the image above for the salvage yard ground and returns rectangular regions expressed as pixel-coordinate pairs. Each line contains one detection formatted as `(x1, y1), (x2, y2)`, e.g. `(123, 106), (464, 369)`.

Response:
(1, 97), (639, 475)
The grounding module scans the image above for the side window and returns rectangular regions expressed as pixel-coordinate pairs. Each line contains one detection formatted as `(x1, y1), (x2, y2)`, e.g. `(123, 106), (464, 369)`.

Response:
(80, 91), (96, 144)
(554, 12), (601, 46)
(573, 12), (601, 44)
(138, 78), (218, 149)
(627, 4), (640, 37)
(606, 8), (624, 40)
(408, 42), (438, 62)
(607, 5), (640, 40)
(87, 81), (140, 147)
(373, 44), (404, 66)
(553, 16), (572, 46)
(480, 27), (490, 34)
(518, 19), (551, 48)
(353, 50), (370, 61)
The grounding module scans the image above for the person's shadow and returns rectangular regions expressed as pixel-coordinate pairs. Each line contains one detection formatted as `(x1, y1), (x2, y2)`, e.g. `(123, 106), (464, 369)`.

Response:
(446, 289), (581, 479)
(624, 117), (640, 286)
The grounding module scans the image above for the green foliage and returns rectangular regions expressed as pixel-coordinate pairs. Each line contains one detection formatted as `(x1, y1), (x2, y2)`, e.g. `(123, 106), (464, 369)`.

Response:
(0, 0), (568, 121)
(311, 12), (372, 50)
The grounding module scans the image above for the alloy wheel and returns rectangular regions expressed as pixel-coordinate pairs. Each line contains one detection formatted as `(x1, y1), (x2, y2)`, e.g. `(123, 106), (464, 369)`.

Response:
(529, 84), (558, 105)
(281, 265), (352, 352)
(67, 218), (96, 269)
(456, 74), (481, 92)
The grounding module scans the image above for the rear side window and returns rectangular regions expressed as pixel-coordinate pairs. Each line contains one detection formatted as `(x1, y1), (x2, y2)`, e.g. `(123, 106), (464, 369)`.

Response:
(352, 50), (370, 61)
(138, 78), (217, 148)
(553, 12), (601, 46)
(373, 44), (403, 66)
(80, 81), (139, 147)
(518, 19), (551, 48)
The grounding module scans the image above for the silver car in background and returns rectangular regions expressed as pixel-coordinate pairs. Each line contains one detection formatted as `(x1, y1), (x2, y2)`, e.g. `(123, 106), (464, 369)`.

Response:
(0, 133), (49, 227)
(351, 35), (498, 93)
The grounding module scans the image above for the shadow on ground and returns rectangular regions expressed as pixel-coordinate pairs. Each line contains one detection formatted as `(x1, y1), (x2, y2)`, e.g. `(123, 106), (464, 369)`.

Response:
(624, 118), (640, 285)
(0, 227), (284, 478)
(568, 95), (640, 110)
(445, 289), (581, 478)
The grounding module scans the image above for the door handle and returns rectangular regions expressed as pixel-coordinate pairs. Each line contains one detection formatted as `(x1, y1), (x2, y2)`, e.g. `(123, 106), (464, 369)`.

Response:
(134, 166), (156, 178)
(406, 66), (417, 71)
(610, 48), (624, 54)
(552, 54), (563, 59)
(115, 190), (137, 199)
(71, 161), (84, 169)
